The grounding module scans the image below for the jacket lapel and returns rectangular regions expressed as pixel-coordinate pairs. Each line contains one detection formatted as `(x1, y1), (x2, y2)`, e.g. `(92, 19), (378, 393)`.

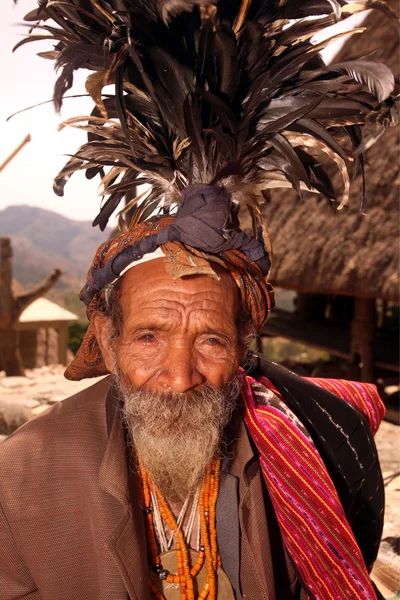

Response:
(228, 411), (300, 600)
(229, 415), (279, 600)
(99, 387), (149, 600)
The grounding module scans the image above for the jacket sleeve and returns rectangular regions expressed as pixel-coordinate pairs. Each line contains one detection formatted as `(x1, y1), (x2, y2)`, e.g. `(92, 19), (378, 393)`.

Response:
(0, 500), (42, 600)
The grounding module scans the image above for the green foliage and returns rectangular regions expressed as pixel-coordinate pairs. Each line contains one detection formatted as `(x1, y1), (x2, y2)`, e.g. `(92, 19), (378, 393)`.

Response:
(64, 290), (88, 322)
(68, 322), (89, 355)
(261, 337), (329, 364)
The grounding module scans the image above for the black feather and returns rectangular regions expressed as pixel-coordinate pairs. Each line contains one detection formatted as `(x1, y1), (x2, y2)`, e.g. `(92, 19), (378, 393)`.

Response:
(15, 0), (396, 229)
(183, 93), (204, 167)
(344, 125), (366, 210)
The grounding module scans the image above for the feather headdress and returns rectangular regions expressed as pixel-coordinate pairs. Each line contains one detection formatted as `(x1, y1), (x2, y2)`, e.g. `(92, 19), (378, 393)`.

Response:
(16, 0), (396, 235)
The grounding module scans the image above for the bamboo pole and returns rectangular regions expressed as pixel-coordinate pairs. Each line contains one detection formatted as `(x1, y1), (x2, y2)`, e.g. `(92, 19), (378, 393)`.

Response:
(0, 134), (31, 174)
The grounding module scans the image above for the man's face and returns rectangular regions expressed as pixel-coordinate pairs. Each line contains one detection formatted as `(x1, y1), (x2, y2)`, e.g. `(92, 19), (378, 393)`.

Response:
(94, 258), (245, 502)
(109, 258), (244, 391)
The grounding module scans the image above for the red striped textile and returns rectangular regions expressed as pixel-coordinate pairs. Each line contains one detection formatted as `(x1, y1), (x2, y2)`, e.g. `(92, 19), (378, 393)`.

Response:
(305, 378), (385, 436)
(242, 375), (379, 600)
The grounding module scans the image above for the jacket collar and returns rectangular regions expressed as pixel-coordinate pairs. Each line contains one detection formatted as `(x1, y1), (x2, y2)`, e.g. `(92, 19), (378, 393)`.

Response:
(221, 407), (292, 600)
(223, 406), (257, 483)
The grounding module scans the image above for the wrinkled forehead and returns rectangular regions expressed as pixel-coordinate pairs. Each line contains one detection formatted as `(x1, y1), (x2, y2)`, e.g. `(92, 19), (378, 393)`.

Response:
(118, 257), (241, 324)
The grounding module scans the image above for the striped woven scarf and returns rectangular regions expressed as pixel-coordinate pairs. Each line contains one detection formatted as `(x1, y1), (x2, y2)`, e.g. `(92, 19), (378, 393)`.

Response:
(242, 374), (385, 600)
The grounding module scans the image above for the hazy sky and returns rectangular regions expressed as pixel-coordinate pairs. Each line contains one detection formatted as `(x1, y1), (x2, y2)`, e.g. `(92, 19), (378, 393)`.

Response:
(0, 1), (102, 222)
(0, 2), (367, 224)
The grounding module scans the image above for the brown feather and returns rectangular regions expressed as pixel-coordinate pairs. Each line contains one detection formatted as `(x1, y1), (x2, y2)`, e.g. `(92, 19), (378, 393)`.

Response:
(14, 0), (396, 230)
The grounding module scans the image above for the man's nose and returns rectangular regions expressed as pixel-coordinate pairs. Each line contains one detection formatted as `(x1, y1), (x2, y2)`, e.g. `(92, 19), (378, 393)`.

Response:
(158, 344), (205, 393)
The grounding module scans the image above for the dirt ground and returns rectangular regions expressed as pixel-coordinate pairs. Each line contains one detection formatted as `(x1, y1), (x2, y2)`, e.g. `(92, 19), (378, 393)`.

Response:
(0, 365), (399, 541)
(374, 420), (400, 541)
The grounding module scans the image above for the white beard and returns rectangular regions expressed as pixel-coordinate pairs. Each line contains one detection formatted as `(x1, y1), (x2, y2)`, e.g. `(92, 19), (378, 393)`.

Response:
(119, 378), (241, 505)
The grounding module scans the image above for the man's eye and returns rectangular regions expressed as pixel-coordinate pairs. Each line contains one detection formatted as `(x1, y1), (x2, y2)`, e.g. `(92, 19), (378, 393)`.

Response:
(138, 333), (156, 343)
(206, 337), (224, 346)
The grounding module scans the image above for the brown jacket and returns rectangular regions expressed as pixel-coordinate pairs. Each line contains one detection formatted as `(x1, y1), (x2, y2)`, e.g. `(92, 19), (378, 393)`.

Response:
(0, 376), (299, 600)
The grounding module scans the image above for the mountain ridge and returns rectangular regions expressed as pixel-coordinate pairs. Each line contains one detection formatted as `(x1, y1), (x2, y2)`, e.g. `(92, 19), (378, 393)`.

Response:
(0, 205), (110, 290)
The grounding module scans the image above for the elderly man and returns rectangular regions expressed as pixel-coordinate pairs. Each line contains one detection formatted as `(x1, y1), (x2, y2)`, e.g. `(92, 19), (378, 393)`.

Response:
(0, 190), (385, 600)
(2, 0), (393, 598)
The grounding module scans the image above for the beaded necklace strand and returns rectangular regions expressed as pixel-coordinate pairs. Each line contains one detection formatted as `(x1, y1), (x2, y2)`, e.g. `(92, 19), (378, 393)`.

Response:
(140, 456), (221, 600)
(151, 487), (200, 553)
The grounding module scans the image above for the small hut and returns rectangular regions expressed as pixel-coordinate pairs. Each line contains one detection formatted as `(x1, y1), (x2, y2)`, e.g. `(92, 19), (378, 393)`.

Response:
(16, 298), (78, 368)
(261, 4), (399, 382)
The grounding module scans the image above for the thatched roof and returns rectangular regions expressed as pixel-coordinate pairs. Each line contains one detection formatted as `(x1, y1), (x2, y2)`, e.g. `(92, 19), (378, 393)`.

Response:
(18, 298), (78, 324)
(265, 5), (399, 302)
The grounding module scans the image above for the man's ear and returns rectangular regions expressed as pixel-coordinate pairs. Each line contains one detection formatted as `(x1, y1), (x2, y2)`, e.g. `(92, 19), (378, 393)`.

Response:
(237, 321), (256, 363)
(92, 312), (117, 373)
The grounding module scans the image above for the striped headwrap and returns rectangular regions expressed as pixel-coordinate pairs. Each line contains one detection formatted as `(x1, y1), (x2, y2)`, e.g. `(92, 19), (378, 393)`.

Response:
(65, 186), (274, 380)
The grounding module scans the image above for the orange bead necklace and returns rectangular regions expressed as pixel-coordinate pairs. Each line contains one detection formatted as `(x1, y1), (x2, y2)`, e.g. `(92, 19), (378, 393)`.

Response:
(140, 456), (222, 600)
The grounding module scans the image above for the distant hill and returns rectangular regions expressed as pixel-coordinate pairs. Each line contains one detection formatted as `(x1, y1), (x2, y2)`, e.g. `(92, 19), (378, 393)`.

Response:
(0, 205), (110, 290)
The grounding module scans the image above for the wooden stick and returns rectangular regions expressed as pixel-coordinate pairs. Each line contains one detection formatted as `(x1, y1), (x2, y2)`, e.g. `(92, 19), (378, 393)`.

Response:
(0, 134), (31, 174)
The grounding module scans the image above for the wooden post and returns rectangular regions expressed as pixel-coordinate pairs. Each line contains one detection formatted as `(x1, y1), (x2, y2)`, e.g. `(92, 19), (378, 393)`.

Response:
(58, 323), (69, 366)
(0, 239), (24, 375)
(0, 237), (62, 376)
(0, 329), (24, 376)
(0, 238), (14, 328)
(350, 297), (376, 382)
(0, 135), (31, 174)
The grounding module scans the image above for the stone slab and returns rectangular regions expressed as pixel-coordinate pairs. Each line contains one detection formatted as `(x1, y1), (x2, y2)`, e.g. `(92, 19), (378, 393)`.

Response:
(0, 377), (35, 389)
(46, 394), (67, 404)
(30, 405), (52, 417)
(0, 397), (41, 435)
